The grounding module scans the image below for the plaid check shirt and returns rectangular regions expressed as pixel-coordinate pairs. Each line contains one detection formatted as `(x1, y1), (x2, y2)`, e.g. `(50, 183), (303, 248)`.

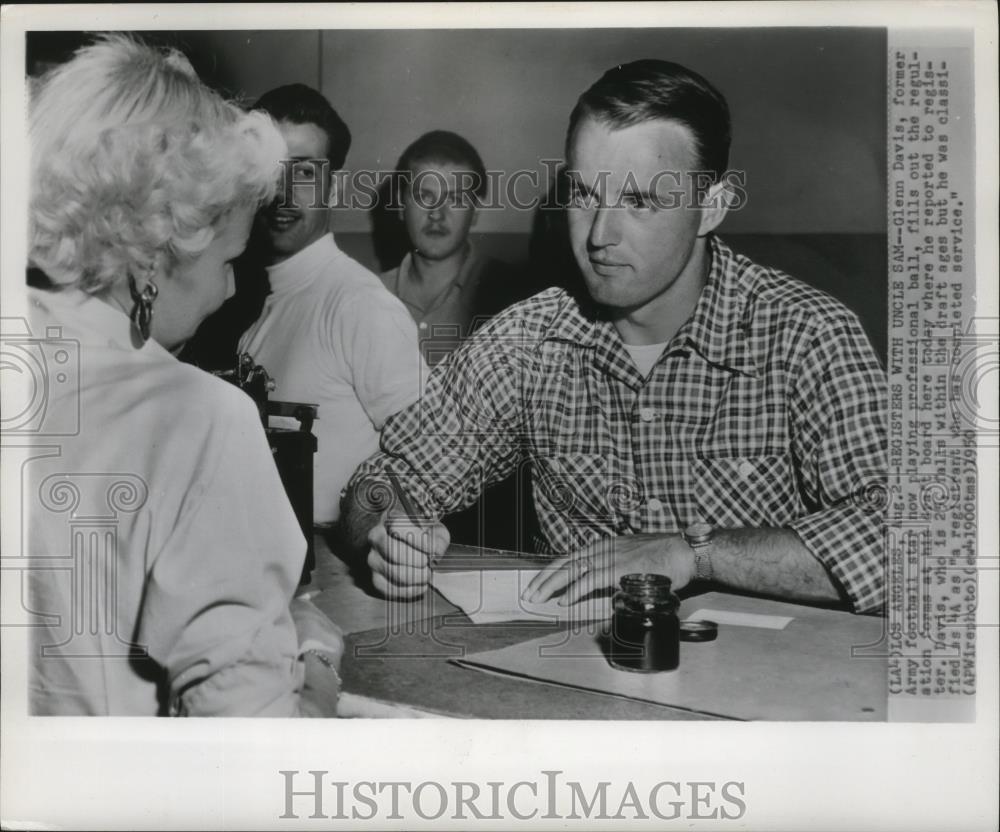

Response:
(351, 236), (887, 614)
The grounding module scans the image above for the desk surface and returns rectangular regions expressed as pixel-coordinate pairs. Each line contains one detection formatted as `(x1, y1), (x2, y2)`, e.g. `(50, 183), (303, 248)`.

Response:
(307, 534), (887, 720)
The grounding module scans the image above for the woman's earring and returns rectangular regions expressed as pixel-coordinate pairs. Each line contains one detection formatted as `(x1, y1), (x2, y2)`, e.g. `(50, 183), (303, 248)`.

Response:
(128, 272), (159, 346)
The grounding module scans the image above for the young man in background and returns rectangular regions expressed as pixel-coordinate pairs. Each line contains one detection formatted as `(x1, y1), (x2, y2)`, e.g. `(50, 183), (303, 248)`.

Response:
(381, 130), (527, 366)
(239, 84), (425, 525)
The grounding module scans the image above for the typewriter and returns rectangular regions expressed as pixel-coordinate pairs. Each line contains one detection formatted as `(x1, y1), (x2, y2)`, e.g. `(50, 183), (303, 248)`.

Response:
(214, 354), (318, 585)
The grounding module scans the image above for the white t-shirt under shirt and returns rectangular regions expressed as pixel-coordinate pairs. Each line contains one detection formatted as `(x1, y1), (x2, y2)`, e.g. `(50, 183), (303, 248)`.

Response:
(623, 340), (669, 378)
(239, 233), (425, 523)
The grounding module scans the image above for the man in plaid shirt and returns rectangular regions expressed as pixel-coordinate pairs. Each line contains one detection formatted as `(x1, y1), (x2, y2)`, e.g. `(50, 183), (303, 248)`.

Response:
(343, 60), (887, 614)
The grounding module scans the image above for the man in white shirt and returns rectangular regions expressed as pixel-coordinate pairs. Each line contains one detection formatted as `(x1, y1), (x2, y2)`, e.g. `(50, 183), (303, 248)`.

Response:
(239, 84), (425, 524)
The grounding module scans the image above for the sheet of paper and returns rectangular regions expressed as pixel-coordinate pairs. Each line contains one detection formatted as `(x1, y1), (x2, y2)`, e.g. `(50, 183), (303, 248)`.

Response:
(684, 608), (794, 630)
(267, 414), (300, 431)
(431, 569), (612, 625)
(453, 604), (887, 721)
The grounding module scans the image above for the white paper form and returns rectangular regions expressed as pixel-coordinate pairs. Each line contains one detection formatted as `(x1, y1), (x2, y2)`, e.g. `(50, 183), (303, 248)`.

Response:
(684, 608), (794, 630)
(431, 569), (612, 625)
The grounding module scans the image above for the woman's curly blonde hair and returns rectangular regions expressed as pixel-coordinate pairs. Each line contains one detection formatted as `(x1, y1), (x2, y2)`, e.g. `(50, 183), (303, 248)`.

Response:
(29, 34), (286, 292)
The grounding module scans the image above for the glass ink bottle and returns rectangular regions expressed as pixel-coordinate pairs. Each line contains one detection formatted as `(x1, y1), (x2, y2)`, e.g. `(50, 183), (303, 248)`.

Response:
(608, 573), (680, 672)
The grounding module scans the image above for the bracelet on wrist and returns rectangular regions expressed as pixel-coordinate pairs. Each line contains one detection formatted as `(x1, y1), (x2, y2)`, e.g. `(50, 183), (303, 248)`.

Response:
(303, 648), (343, 688)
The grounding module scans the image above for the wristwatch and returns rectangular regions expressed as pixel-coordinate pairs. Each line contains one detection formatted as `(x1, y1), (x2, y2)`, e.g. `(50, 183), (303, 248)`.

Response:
(683, 522), (715, 582)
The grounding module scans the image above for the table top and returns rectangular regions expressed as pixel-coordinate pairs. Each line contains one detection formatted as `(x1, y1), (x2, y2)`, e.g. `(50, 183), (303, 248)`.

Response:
(306, 533), (887, 720)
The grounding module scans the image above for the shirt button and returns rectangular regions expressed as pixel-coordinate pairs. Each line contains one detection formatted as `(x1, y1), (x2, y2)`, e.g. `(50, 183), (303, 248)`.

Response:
(647, 498), (663, 512)
(738, 461), (756, 480)
(419, 321), (428, 330)
(639, 407), (656, 422)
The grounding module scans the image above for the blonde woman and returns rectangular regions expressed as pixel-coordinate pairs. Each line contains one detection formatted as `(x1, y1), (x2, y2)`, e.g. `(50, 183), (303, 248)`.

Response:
(26, 35), (341, 716)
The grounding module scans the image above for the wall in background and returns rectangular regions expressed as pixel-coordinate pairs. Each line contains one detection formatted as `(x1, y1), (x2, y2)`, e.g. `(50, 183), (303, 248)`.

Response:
(101, 28), (886, 237)
(177, 30), (322, 102)
(319, 28), (887, 235)
(28, 28), (886, 235)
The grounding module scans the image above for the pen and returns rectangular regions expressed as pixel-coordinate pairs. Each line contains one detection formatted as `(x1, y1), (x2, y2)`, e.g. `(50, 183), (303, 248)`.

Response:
(386, 469), (419, 519)
(386, 470), (439, 569)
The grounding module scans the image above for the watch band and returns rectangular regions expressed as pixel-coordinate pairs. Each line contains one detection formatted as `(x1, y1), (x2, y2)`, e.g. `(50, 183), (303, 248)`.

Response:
(684, 522), (715, 582)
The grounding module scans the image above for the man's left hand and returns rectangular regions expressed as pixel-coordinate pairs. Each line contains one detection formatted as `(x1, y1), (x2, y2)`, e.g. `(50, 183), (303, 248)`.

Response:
(522, 533), (697, 606)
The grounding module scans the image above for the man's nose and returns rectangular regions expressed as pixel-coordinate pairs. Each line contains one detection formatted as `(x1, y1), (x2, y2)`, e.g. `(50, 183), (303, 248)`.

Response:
(427, 201), (446, 222)
(588, 204), (621, 248)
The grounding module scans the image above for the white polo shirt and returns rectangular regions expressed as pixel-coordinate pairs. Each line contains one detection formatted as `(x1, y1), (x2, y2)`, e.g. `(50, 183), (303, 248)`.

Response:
(240, 233), (425, 523)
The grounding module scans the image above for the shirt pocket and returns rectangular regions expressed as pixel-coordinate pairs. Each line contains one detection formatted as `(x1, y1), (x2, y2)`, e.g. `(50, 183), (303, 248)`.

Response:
(690, 454), (803, 528)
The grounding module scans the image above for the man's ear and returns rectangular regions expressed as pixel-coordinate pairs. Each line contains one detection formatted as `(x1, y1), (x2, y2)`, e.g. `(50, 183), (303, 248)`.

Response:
(696, 180), (730, 236)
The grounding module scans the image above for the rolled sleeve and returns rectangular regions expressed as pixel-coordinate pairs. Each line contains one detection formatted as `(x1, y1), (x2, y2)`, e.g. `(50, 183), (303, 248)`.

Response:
(789, 499), (885, 614)
(788, 314), (888, 614)
(170, 620), (305, 717)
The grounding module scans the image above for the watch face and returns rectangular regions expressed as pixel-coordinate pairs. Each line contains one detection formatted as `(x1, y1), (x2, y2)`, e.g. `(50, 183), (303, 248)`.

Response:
(685, 522), (713, 545)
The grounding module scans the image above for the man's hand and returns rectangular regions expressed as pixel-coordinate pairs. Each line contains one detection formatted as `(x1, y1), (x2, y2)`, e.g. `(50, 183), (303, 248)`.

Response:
(522, 533), (696, 606)
(367, 512), (450, 600)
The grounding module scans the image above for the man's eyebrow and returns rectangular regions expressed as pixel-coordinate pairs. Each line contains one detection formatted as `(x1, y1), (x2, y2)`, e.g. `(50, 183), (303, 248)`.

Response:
(414, 183), (470, 196)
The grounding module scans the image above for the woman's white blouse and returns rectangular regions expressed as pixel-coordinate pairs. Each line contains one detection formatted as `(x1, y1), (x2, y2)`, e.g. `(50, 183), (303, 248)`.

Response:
(25, 287), (308, 716)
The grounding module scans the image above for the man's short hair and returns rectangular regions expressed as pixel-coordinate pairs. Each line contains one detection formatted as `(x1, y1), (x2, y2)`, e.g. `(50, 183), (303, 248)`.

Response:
(254, 83), (352, 170)
(397, 130), (488, 201)
(567, 59), (731, 182)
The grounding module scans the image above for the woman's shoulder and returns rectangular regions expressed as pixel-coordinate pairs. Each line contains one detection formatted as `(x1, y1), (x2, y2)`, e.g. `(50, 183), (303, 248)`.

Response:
(149, 360), (268, 430)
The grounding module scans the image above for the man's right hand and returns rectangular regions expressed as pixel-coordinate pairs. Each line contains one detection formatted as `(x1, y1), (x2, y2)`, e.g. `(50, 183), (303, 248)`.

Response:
(367, 513), (450, 599)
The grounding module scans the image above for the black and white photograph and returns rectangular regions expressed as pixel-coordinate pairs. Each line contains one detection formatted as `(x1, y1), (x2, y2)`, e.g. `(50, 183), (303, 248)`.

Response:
(1, 3), (996, 830)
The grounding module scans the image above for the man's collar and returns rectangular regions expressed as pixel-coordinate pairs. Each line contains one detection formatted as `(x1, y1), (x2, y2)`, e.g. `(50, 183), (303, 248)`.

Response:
(540, 293), (644, 388)
(453, 241), (482, 289)
(406, 241), (477, 289)
(540, 290), (600, 348)
(676, 235), (760, 377)
(541, 235), (761, 378)
(266, 232), (338, 281)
